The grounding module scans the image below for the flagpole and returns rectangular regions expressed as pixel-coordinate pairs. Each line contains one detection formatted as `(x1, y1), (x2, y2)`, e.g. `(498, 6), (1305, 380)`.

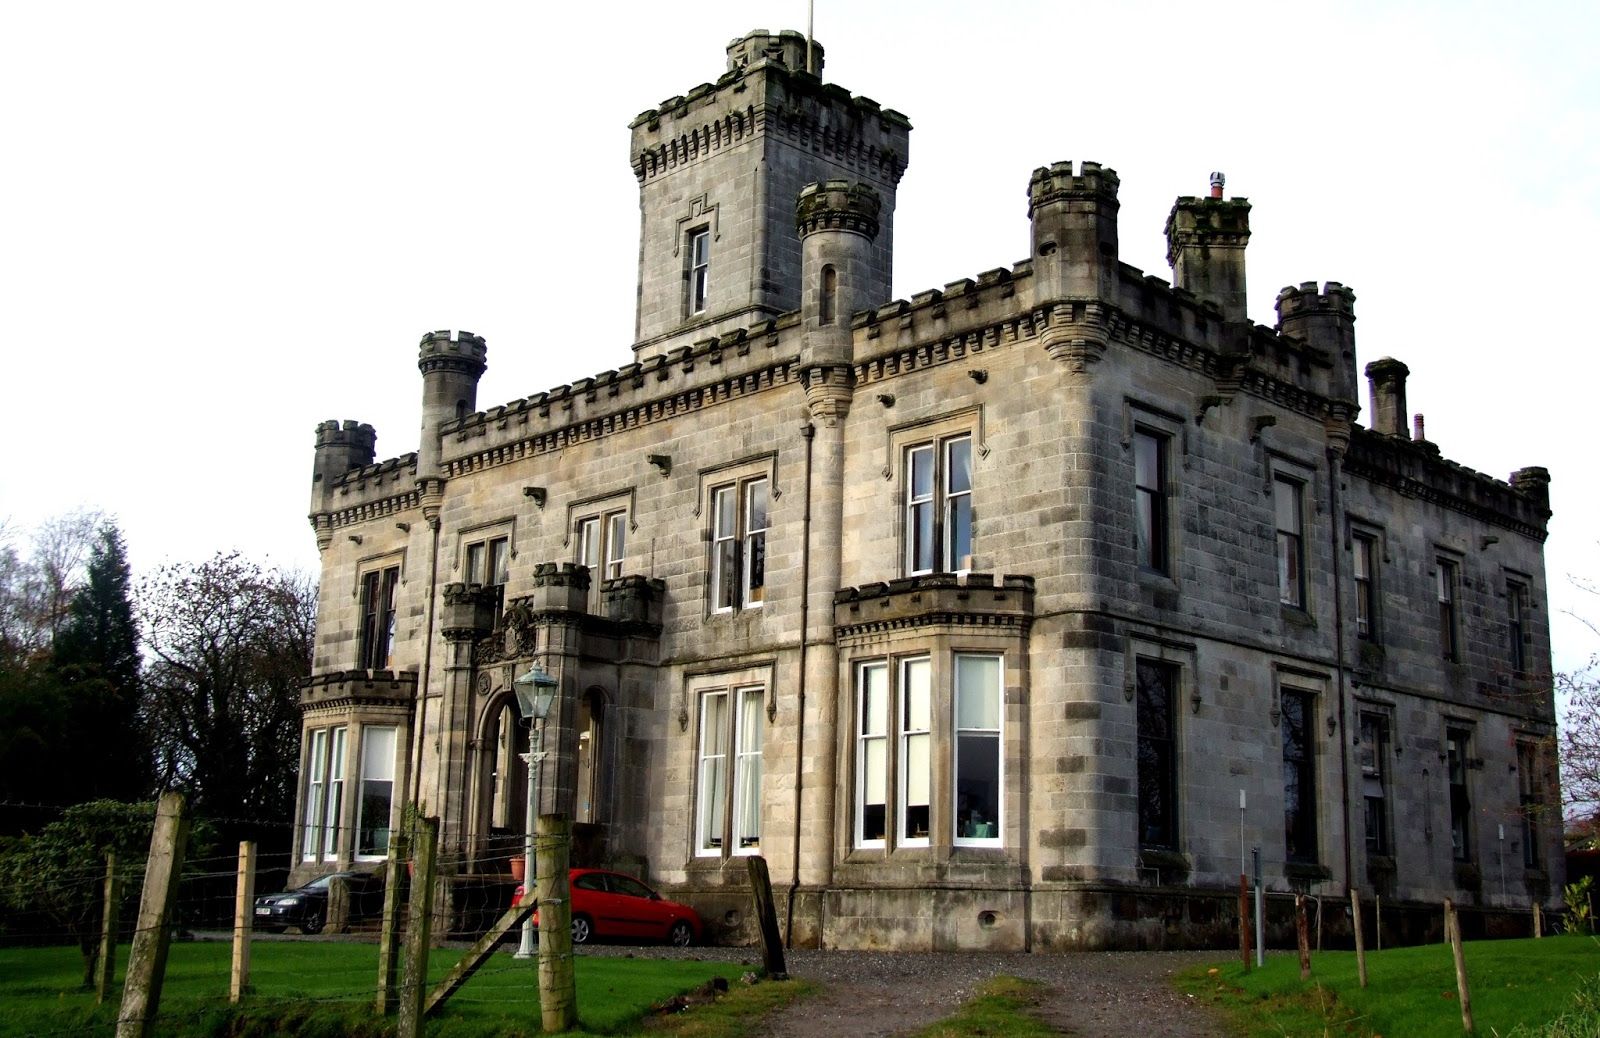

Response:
(806, 0), (815, 75)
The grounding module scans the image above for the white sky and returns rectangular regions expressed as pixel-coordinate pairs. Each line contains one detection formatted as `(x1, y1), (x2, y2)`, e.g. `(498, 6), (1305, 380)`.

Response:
(3, 1), (1597, 666)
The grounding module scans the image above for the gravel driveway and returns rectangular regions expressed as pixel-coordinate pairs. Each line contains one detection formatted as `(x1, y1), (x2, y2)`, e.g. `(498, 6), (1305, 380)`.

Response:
(581, 944), (1230, 1037)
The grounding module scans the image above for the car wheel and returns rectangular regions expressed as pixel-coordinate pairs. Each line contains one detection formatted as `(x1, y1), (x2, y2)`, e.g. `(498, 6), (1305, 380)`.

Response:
(570, 914), (593, 945)
(668, 920), (693, 948)
(300, 908), (324, 936)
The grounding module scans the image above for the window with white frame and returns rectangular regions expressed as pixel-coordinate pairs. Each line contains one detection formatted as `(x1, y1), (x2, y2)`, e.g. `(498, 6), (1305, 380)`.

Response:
(711, 478), (768, 612)
(954, 654), (1002, 845)
(358, 566), (400, 670)
(852, 657), (933, 850)
(1352, 533), (1378, 641)
(695, 685), (763, 856)
(356, 726), (397, 859)
(324, 726), (346, 859)
(577, 509), (626, 612)
(687, 227), (710, 315)
(1133, 429), (1170, 575)
(302, 725), (348, 861)
(465, 536), (509, 588)
(906, 435), (973, 575)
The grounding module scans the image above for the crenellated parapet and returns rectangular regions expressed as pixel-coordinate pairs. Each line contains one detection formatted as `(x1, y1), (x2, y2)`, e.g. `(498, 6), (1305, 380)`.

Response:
(418, 329), (487, 377)
(310, 419), (378, 523)
(601, 574), (666, 629)
(834, 573), (1035, 639)
(1345, 427), (1552, 540)
(1028, 161), (1121, 304)
(441, 582), (501, 642)
(1026, 160), (1121, 216)
(300, 669), (417, 712)
(796, 180), (882, 239)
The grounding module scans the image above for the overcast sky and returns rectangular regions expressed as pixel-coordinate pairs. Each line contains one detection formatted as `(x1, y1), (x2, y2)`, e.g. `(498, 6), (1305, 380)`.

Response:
(3, 1), (1596, 665)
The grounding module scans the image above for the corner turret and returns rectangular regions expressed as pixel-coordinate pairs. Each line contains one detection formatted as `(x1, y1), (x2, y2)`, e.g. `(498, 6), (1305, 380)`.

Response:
(311, 419), (376, 515)
(1027, 161), (1120, 300)
(1277, 281), (1359, 401)
(1166, 174), (1251, 324)
(416, 330), (487, 480)
(797, 179), (881, 369)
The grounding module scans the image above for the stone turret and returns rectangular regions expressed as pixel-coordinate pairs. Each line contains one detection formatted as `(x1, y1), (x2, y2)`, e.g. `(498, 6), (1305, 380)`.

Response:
(310, 419), (376, 514)
(1277, 282), (1359, 401)
(1166, 174), (1251, 324)
(628, 30), (909, 360)
(1027, 161), (1120, 300)
(797, 180), (881, 369)
(416, 330), (487, 480)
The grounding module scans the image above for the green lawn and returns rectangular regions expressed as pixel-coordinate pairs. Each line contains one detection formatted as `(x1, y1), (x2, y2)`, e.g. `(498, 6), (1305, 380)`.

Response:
(1178, 934), (1600, 1038)
(0, 940), (752, 1036)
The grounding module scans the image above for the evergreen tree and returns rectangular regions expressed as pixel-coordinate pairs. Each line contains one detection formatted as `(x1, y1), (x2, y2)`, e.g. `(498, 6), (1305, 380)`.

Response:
(52, 523), (147, 801)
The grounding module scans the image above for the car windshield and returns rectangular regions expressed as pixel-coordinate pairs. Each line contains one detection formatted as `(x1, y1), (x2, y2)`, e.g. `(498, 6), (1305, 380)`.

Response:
(299, 875), (335, 892)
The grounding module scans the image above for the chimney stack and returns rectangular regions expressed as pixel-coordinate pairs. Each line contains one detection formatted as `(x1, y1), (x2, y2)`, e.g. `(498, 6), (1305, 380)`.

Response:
(1166, 175), (1251, 324)
(1363, 357), (1410, 437)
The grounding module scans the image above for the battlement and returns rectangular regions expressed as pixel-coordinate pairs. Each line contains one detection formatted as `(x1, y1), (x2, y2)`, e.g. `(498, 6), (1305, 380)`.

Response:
(1275, 281), (1356, 319)
(418, 329), (488, 373)
(1163, 196), (1252, 264)
(1346, 427), (1552, 539)
(300, 668), (416, 711)
(796, 180), (882, 238)
(314, 419), (376, 453)
(1026, 161), (1121, 215)
(726, 29), (820, 74)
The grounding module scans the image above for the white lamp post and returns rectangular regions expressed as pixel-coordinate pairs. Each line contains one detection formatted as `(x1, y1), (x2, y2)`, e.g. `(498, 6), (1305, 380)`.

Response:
(511, 665), (558, 960)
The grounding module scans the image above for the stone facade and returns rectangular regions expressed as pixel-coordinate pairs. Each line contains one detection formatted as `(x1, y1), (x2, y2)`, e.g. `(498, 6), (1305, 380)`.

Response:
(293, 30), (1560, 950)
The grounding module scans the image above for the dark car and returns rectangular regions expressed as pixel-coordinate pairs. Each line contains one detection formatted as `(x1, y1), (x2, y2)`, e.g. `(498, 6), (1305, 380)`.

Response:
(254, 870), (385, 934)
(528, 868), (703, 946)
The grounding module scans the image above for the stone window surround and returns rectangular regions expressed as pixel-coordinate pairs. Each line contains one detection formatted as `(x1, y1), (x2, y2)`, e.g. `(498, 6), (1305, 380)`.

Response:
(695, 455), (778, 617)
(356, 560), (402, 671)
(884, 409), (981, 577)
(452, 517), (519, 579)
(1345, 517), (1386, 643)
(1122, 399), (1188, 586)
(686, 663), (771, 864)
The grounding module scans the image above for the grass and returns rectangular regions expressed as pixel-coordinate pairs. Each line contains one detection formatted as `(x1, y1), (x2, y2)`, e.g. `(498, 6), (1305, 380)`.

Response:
(1177, 934), (1600, 1038)
(913, 976), (1057, 1038)
(0, 939), (771, 1036)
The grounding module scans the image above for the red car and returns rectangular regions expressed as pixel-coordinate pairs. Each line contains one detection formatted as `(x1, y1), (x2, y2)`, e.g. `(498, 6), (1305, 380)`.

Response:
(527, 868), (703, 947)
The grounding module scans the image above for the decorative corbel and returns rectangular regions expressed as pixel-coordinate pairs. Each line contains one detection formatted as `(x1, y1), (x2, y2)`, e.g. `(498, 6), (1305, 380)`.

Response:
(523, 486), (547, 508)
(1249, 415), (1277, 443)
(1195, 394), (1227, 425)
(648, 454), (672, 477)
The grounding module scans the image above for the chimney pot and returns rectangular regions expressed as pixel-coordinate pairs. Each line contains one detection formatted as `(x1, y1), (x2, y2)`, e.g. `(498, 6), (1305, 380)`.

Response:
(1413, 414), (1425, 441)
(1209, 171), (1225, 199)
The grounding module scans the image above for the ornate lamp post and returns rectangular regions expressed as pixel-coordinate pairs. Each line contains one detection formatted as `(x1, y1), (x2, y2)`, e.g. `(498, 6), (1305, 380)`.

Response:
(511, 665), (558, 960)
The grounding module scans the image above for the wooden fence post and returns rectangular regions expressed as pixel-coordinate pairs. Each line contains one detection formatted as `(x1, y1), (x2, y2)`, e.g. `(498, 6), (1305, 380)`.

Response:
(115, 792), (190, 1038)
(1351, 889), (1368, 989)
(230, 841), (256, 1003)
(1238, 874), (1251, 970)
(1445, 898), (1474, 1035)
(96, 851), (121, 1005)
(375, 828), (409, 1015)
(1533, 901), (1543, 938)
(397, 816), (437, 1038)
(537, 814), (577, 1034)
(1295, 894), (1311, 980)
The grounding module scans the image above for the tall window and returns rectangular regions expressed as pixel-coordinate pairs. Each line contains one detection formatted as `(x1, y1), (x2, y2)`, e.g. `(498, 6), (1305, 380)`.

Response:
(465, 536), (509, 588)
(695, 686), (763, 856)
(906, 435), (973, 575)
(819, 265), (837, 325)
(856, 662), (889, 847)
(688, 228), (710, 315)
(577, 510), (626, 611)
(1508, 580), (1528, 673)
(1275, 477), (1305, 608)
(302, 729), (328, 861)
(1353, 534), (1377, 640)
(711, 478), (768, 612)
(1518, 740), (1542, 868)
(324, 726), (347, 859)
(1359, 712), (1391, 856)
(900, 657), (932, 846)
(1134, 430), (1169, 574)
(1281, 689), (1317, 863)
(1136, 659), (1178, 850)
(1437, 559), (1460, 661)
(359, 566), (400, 670)
(356, 726), (397, 859)
(954, 655), (1002, 845)
(1447, 728), (1472, 861)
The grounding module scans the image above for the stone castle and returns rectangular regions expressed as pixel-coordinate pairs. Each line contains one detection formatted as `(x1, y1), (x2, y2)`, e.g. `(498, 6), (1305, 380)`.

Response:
(294, 29), (1560, 950)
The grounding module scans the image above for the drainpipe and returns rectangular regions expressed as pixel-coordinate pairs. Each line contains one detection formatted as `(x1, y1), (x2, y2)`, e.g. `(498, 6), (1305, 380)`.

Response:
(786, 422), (816, 946)
(1327, 450), (1354, 895)
(411, 516), (441, 810)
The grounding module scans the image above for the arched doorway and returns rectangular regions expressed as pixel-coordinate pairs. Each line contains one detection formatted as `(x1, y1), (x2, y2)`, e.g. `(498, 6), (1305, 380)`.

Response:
(474, 694), (530, 873)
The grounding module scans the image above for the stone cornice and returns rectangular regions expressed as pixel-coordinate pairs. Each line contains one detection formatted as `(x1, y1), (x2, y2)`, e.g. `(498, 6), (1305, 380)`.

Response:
(1345, 427), (1550, 540)
(300, 669), (417, 712)
(835, 574), (1035, 641)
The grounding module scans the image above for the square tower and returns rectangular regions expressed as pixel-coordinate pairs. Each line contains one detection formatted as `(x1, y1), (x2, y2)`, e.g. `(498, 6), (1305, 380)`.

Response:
(629, 30), (911, 359)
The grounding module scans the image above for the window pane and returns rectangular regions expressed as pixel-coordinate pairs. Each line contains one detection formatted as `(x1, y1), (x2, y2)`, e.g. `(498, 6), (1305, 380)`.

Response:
(904, 658), (931, 732)
(489, 538), (509, 585)
(734, 688), (763, 849)
(697, 693), (727, 853)
(1134, 432), (1159, 489)
(466, 543), (485, 585)
(956, 733), (1000, 840)
(714, 487), (736, 538)
(946, 494), (972, 570)
(325, 726), (346, 857)
(862, 664), (888, 736)
(909, 446), (933, 499)
(1275, 479), (1299, 531)
(956, 656), (1001, 730)
(946, 437), (972, 494)
(910, 502), (934, 572)
(606, 514), (626, 579)
(358, 726), (397, 857)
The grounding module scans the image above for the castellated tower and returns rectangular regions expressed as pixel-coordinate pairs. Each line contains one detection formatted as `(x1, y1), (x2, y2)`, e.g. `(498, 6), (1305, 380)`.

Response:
(415, 329), (486, 480)
(1027, 161), (1121, 301)
(796, 179), (881, 371)
(629, 30), (910, 360)
(1165, 174), (1251, 324)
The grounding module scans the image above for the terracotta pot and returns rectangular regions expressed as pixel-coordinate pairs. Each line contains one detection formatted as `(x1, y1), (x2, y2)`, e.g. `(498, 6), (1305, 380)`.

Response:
(509, 855), (526, 882)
